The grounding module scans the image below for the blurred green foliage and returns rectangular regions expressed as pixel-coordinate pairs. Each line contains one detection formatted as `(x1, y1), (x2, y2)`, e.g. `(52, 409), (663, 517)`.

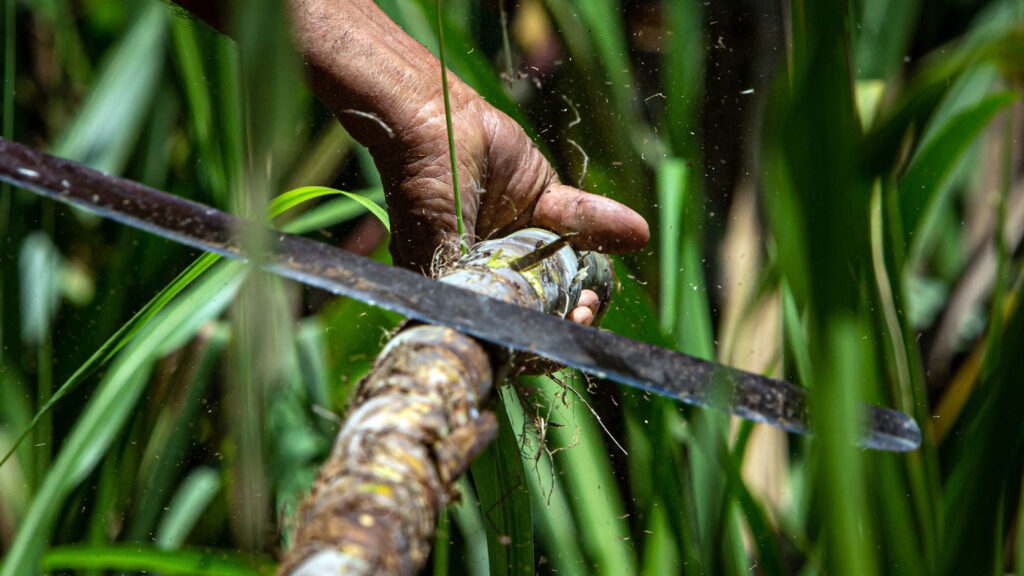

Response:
(1, 0), (1023, 574)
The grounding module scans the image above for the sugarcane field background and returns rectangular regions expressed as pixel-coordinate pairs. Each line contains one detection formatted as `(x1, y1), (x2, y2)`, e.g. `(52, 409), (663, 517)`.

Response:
(1, 0), (1024, 574)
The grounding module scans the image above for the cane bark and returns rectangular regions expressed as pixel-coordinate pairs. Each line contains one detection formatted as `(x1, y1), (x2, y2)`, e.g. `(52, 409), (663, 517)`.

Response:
(278, 229), (614, 575)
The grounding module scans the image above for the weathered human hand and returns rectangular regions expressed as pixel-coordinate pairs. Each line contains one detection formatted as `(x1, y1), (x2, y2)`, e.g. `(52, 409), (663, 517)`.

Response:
(296, 0), (648, 323)
(366, 81), (649, 273)
(362, 76), (646, 325)
(173, 0), (649, 323)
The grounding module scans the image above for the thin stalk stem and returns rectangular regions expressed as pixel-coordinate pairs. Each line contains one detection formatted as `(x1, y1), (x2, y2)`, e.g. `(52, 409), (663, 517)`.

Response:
(1, 0), (15, 354)
(498, 0), (514, 86)
(35, 173), (56, 490)
(435, 0), (466, 254)
(983, 109), (1014, 364)
(34, 337), (52, 487)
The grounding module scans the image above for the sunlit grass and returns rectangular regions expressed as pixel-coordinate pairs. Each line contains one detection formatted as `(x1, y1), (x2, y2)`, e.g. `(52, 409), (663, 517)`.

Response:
(1, 0), (1023, 575)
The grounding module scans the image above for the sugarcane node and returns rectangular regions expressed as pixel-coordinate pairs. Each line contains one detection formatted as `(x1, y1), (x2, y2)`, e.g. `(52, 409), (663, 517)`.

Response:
(432, 228), (593, 378)
(280, 321), (495, 576)
(434, 410), (499, 486)
(498, 233), (616, 375)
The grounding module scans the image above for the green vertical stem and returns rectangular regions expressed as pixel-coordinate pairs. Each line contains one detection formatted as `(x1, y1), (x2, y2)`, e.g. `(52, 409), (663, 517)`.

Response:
(988, 111), (1013, 344)
(657, 159), (685, 335)
(231, 0), (304, 550)
(432, 507), (450, 576)
(435, 0), (466, 254)
(1017, 473), (1024, 575)
(498, 0), (514, 86)
(0, 0), (14, 356)
(34, 335), (52, 488)
(36, 145), (56, 492)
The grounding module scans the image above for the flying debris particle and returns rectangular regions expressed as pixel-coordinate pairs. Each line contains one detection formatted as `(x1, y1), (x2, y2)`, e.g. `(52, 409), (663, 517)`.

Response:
(644, 92), (666, 102)
(560, 95), (581, 128)
(17, 168), (39, 178)
(567, 139), (589, 189)
(740, 88), (755, 95)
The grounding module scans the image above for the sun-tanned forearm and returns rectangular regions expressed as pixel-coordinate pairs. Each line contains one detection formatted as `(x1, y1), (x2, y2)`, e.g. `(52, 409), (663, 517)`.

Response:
(288, 0), (457, 149)
(173, 0), (462, 151)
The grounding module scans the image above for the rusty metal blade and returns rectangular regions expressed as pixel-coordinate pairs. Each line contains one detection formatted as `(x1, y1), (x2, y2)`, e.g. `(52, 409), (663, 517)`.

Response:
(0, 137), (921, 451)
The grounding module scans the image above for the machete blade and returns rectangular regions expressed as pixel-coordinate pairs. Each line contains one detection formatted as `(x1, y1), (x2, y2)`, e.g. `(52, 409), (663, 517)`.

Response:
(0, 137), (921, 452)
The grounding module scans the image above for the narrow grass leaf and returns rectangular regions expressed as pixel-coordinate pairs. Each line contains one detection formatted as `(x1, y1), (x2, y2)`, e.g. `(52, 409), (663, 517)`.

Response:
(170, 16), (227, 204)
(52, 3), (167, 175)
(470, 390), (534, 576)
(39, 545), (273, 576)
(639, 507), (679, 576)
(433, 508), (451, 576)
(568, 0), (634, 111)
(156, 467), (222, 550)
(815, 320), (879, 576)
(279, 187), (386, 234)
(448, 476), (490, 576)
(0, 253), (220, 471)
(662, 0), (703, 158)
(434, 0), (466, 252)
(0, 366), (30, 524)
(17, 232), (60, 345)
(127, 331), (225, 541)
(659, 156), (720, 571)
(942, 292), (1024, 575)
(0, 0), (15, 354)
(528, 374), (638, 576)
(718, 435), (783, 572)
(295, 318), (333, 408)
(780, 281), (812, 387)
(852, 0), (920, 79)
(0, 261), (246, 576)
(900, 91), (1017, 264)
(657, 159), (685, 334)
(504, 391), (588, 576)
(0, 178), (382, 471)
(269, 186), (390, 231)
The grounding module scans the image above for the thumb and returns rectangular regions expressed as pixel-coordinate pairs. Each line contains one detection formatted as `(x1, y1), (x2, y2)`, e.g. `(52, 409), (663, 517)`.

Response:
(531, 182), (649, 253)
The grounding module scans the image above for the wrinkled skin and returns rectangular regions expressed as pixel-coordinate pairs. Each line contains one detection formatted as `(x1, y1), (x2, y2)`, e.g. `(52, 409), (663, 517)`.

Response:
(371, 88), (649, 274)
(173, 0), (649, 322)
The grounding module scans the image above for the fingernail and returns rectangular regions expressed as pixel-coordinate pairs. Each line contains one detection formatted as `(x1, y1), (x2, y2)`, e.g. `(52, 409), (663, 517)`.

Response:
(570, 307), (594, 326)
